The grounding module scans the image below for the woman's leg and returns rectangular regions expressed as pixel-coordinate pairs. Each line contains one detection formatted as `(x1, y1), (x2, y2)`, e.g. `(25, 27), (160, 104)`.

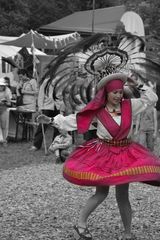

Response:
(146, 131), (154, 151)
(51, 108), (60, 139)
(0, 110), (9, 142)
(78, 186), (109, 228)
(138, 131), (147, 147)
(116, 184), (132, 238)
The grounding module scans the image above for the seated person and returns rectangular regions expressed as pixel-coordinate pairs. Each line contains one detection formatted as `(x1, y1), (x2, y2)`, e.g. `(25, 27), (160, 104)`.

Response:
(0, 77), (12, 145)
(48, 128), (73, 163)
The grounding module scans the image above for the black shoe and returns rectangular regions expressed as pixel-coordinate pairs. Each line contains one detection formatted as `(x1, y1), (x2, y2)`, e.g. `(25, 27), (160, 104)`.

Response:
(55, 156), (62, 164)
(60, 156), (66, 162)
(73, 225), (92, 239)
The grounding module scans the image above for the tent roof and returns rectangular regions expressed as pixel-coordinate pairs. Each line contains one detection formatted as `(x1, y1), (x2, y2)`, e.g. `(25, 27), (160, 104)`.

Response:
(0, 36), (18, 44)
(0, 31), (80, 50)
(0, 44), (46, 58)
(39, 5), (126, 35)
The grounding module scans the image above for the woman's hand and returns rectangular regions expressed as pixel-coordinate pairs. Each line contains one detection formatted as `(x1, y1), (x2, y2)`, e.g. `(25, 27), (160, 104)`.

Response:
(127, 76), (138, 87)
(153, 132), (157, 139)
(0, 99), (7, 106)
(37, 114), (51, 124)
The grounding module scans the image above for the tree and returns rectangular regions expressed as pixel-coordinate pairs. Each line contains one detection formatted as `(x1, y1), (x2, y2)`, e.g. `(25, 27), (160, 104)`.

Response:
(27, 0), (58, 30)
(1, 0), (160, 38)
(0, 0), (30, 35)
(28, 0), (114, 31)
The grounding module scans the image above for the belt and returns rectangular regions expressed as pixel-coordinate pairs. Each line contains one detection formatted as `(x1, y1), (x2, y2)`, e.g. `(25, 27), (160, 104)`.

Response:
(99, 138), (131, 147)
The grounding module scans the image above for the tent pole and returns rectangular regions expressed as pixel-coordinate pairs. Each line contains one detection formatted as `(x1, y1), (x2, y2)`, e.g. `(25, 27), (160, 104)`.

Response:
(31, 31), (38, 83)
(92, 0), (95, 34)
(91, 0), (97, 91)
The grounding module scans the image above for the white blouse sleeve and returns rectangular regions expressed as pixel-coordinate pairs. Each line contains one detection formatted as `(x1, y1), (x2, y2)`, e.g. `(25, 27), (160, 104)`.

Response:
(54, 113), (77, 131)
(131, 86), (158, 117)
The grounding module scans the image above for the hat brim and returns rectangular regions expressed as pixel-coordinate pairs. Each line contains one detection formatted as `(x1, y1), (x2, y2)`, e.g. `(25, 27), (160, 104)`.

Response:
(96, 73), (127, 91)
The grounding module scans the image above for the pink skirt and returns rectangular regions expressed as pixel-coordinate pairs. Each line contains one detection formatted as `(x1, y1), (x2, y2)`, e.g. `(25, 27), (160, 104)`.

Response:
(63, 139), (160, 186)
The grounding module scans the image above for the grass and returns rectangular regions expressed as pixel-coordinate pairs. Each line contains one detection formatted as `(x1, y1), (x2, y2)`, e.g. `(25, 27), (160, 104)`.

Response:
(0, 126), (54, 171)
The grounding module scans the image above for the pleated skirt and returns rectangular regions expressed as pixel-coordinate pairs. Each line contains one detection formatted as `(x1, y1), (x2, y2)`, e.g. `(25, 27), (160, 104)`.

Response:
(63, 138), (160, 187)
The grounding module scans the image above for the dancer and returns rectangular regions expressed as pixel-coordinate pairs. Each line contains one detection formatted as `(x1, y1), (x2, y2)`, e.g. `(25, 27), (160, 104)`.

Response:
(38, 73), (160, 240)
(37, 32), (160, 240)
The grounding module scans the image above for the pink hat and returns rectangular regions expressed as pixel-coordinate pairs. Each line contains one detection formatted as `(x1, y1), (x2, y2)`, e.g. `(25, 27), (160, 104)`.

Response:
(96, 73), (127, 92)
(104, 79), (124, 93)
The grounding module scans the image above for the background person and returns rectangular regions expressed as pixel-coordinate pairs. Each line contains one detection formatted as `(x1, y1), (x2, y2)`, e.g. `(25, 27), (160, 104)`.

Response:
(29, 78), (59, 151)
(134, 106), (158, 151)
(4, 76), (17, 106)
(16, 68), (38, 111)
(21, 75), (38, 111)
(0, 77), (12, 146)
(16, 69), (27, 106)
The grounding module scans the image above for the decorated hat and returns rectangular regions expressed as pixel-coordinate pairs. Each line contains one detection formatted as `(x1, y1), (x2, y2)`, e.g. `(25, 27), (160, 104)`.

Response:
(96, 73), (127, 91)
(0, 77), (7, 86)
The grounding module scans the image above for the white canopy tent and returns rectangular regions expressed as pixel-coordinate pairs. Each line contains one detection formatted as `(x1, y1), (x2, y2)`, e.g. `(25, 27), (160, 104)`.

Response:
(0, 36), (18, 44)
(1, 30), (80, 50)
(0, 44), (48, 84)
(0, 45), (47, 58)
(0, 30), (81, 80)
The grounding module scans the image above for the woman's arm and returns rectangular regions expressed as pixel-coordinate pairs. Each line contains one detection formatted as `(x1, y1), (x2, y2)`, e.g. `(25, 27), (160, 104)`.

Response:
(53, 114), (77, 131)
(153, 107), (158, 138)
(37, 113), (78, 131)
(131, 85), (158, 117)
(134, 114), (141, 135)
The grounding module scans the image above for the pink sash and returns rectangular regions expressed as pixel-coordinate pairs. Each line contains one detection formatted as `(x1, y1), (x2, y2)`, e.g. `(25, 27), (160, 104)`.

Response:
(96, 99), (132, 140)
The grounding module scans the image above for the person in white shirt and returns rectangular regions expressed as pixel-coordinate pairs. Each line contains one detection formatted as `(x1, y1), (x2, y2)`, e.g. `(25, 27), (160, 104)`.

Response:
(30, 78), (59, 151)
(0, 77), (12, 146)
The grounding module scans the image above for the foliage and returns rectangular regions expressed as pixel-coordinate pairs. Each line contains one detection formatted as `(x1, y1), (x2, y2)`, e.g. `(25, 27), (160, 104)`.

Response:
(27, 0), (58, 30)
(0, 0), (30, 36)
(0, 0), (115, 36)
(1, 0), (160, 42)
(137, 0), (160, 37)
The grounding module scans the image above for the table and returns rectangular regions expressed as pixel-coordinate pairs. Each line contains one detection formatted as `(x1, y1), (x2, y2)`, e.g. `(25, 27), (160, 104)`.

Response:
(7, 108), (36, 141)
